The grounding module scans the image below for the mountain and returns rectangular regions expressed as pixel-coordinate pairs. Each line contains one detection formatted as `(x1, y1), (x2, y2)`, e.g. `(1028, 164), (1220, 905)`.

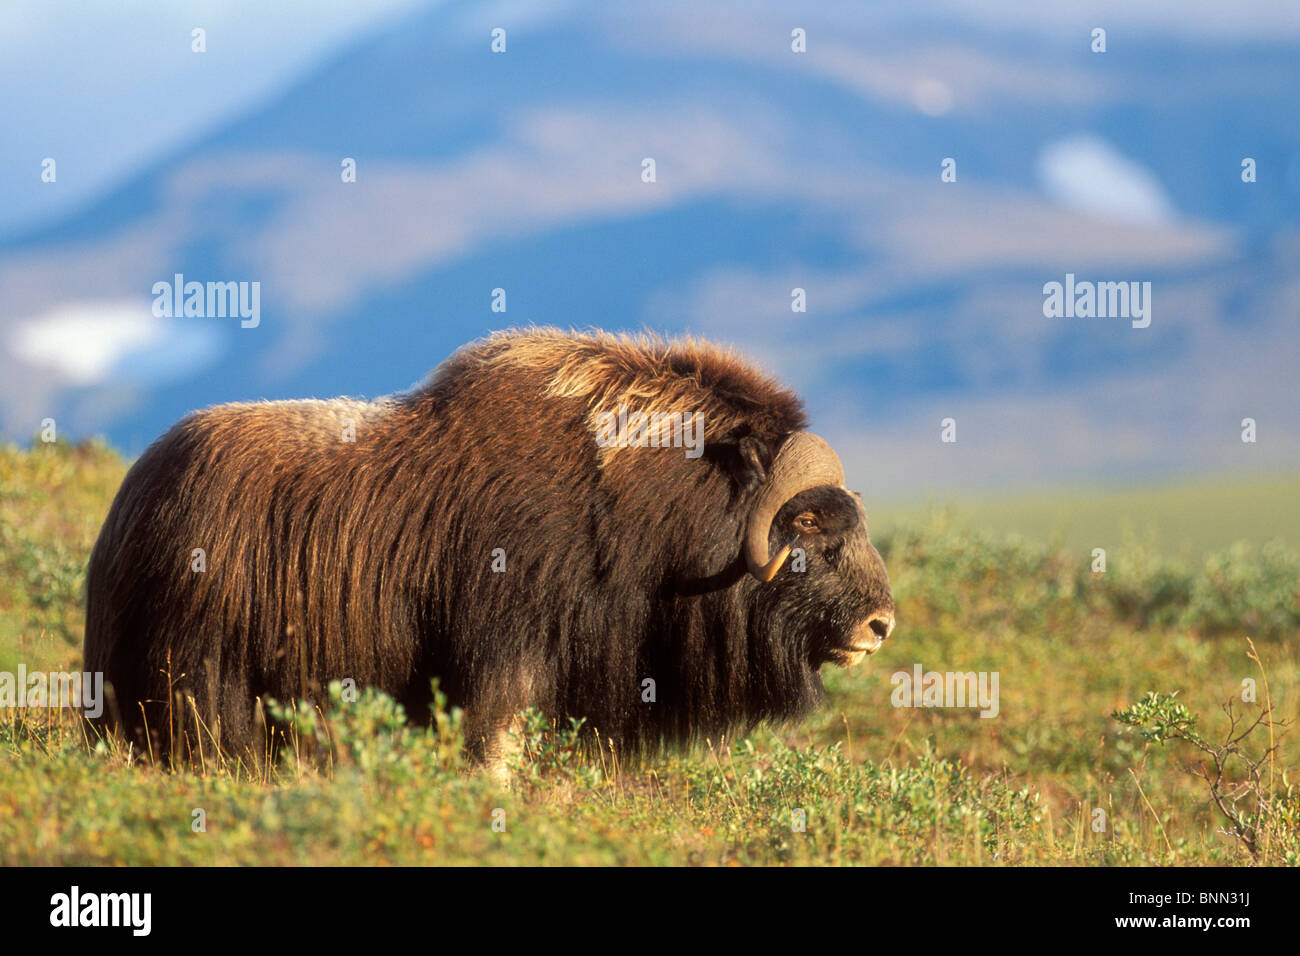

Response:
(2, 0), (1298, 494)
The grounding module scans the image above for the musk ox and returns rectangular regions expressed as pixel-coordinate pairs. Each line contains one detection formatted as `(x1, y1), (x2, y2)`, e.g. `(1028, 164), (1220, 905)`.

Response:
(84, 329), (895, 764)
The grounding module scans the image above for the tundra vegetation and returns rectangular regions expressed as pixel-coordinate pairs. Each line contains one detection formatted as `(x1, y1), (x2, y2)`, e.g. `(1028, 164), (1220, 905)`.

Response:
(1, 440), (1297, 865)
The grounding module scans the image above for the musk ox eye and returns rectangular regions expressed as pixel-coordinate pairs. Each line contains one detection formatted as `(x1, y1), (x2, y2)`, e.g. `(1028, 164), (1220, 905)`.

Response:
(793, 513), (820, 534)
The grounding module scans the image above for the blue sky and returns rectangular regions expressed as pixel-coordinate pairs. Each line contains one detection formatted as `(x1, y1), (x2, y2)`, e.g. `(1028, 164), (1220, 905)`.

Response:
(1, 0), (1297, 496)
(0, 0), (432, 238)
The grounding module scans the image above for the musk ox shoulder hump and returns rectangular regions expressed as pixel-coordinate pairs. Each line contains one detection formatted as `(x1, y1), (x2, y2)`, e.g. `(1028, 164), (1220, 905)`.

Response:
(425, 327), (809, 445)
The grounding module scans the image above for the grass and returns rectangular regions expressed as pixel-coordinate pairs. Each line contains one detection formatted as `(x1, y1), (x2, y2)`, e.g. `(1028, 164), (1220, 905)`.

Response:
(0, 440), (1297, 865)
(873, 471), (1300, 560)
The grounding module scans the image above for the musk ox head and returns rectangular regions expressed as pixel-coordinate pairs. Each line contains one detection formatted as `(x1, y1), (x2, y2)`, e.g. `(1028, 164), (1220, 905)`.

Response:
(740, 431), (895, 669)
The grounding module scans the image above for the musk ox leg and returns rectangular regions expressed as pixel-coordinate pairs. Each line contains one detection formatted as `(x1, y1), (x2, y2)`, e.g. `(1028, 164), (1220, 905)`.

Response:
(461, 666), (542, 781)
(464, 712), (525, 785)
(488, 722), (521, 786)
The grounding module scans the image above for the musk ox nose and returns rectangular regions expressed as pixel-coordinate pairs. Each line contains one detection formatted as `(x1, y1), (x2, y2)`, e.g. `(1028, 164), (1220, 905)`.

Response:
(867, 610), (895, 642)
(845, 608), (895, 660)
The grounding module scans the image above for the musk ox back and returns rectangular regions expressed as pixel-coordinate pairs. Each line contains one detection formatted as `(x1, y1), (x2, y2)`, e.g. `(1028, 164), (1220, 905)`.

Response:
(84, 328), (895, 763)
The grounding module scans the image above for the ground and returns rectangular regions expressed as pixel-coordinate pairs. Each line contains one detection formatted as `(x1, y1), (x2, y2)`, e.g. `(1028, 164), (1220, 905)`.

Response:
(1, 441), (1296, 865)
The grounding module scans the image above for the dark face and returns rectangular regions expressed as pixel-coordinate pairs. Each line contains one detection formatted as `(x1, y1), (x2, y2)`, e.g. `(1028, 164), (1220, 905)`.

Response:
(764, 485), (895, 668)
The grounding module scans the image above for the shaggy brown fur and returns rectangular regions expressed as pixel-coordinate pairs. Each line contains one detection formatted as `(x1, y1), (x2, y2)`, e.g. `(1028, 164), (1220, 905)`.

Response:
(84, 328), (893, 763)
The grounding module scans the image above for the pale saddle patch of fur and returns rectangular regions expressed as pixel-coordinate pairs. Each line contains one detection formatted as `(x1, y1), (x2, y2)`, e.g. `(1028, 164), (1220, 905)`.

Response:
(476, 328), (765, 465)
(191, 398), (392, 449)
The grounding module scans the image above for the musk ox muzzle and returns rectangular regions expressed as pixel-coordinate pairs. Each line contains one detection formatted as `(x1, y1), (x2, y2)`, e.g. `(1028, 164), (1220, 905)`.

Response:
(82, 329), (896, 764)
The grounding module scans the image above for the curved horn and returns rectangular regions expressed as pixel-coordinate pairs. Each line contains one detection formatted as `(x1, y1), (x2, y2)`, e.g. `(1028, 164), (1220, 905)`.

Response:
(744, 432), (845, 582)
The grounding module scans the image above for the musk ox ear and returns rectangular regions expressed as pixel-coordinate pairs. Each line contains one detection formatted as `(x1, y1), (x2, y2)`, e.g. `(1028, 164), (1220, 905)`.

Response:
(707, 433), (771, 499)
(735, 435), (770, 492)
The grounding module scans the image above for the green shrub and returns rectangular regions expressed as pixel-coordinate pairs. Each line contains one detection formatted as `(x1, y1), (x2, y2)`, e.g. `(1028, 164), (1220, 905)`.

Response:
(1184, 542), (1300, 638)
(265, 680), (464, 780)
